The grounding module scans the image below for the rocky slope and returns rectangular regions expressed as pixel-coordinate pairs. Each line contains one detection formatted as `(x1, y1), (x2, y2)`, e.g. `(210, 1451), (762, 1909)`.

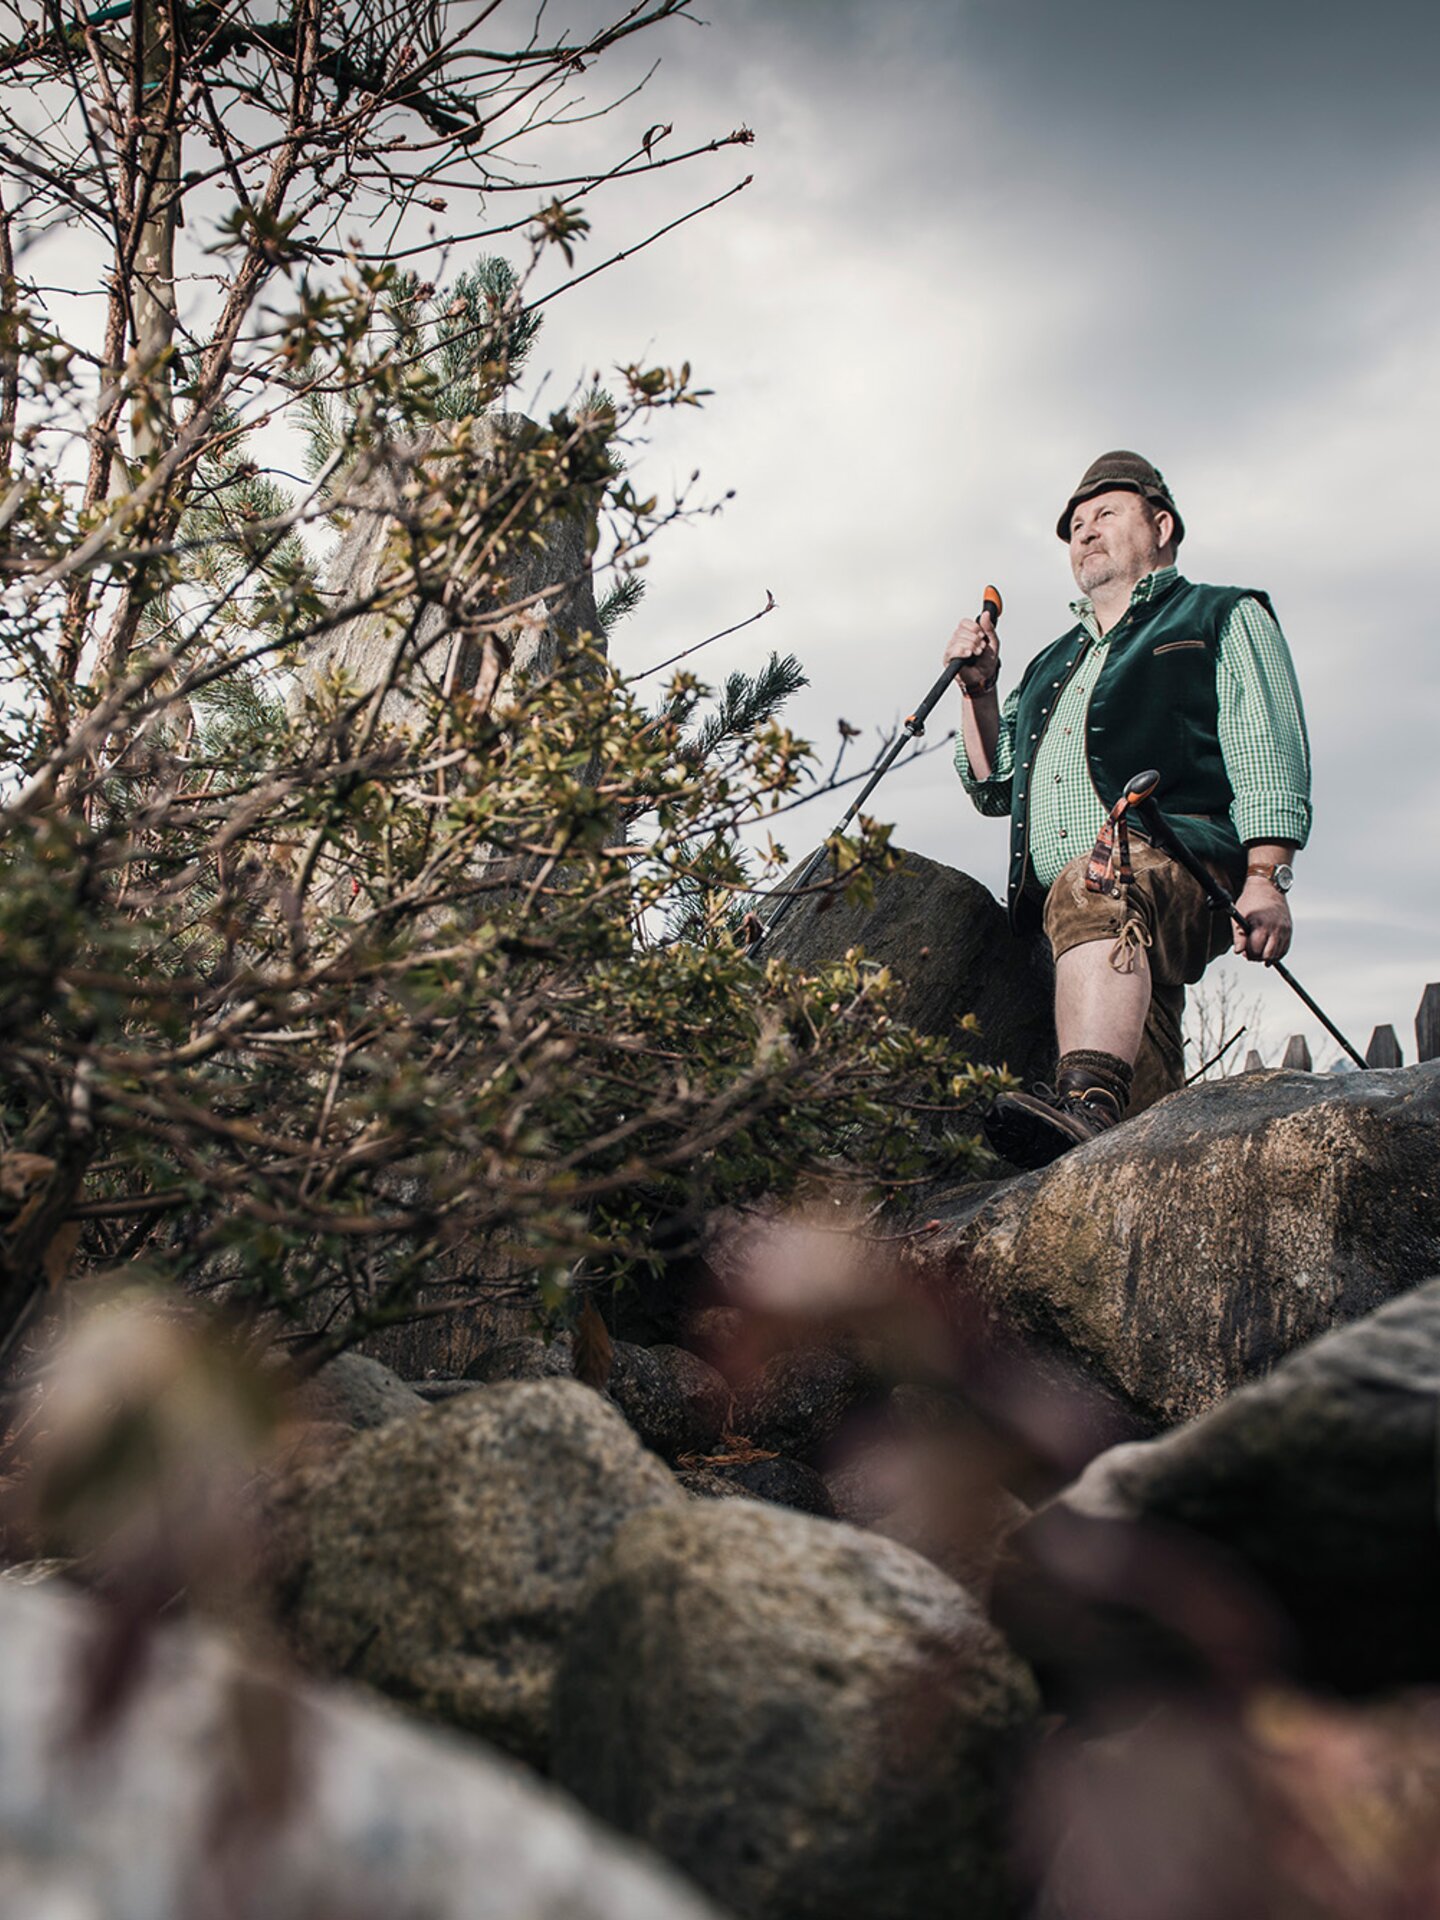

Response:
(10, 851), (1440, 1918)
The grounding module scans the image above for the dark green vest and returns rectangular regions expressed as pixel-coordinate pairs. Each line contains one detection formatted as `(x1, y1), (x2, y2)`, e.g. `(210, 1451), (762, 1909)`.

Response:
(1006, 576), (1273, 931)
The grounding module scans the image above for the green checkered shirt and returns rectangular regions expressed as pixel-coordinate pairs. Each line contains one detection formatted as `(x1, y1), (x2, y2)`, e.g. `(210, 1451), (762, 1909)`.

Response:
(954, 568), (1311, 888)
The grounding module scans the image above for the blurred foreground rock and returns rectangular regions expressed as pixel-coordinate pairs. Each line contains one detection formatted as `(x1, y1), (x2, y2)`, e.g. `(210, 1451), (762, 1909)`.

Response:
(0, 1579), (726, 1920)
(552, 1498), (1037, 1920)
(1024, 1689), (1440, 1920)
(269, 1379), (682, 1766)
(996, 1277), (1440, 1701)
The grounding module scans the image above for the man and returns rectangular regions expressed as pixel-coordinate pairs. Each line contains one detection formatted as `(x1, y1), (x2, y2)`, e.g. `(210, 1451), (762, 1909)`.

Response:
(947, 451), (1311, 1169)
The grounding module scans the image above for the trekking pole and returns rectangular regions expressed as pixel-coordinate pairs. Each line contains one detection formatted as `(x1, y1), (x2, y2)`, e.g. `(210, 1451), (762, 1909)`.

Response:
(1120, 767), (1367, 1070)
(751, 587), (1003, 950)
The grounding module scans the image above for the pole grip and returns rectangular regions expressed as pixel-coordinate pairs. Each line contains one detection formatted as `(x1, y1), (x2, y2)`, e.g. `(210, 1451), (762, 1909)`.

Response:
(907, 585), (1003, 737)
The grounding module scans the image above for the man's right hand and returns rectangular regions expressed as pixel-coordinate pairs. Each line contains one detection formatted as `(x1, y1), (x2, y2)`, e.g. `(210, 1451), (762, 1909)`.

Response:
(944, 609), (1001, 695)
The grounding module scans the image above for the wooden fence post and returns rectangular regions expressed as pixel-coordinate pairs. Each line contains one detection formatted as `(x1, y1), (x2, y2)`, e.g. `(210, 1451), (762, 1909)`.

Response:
(1366, 1025), (1402, 1069)
(1417, 985), (1440, 1064)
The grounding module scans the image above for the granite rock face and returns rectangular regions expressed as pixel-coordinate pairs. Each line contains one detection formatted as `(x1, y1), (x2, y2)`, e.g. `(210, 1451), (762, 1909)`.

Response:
(466, 1333), (718, 1461)
(996, 1277), (1440, 1698)
(271, 1379), (683, 1766)
(0, 1579), (727, 1920)
(912, 1062), (1440, 1436)
(290, 1351), (428, 1433)
(552, 1498), (1038, 1920)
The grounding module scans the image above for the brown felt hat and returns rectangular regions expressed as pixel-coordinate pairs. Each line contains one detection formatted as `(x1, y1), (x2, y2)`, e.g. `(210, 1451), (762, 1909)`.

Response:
(1056, 450), (1184, 544)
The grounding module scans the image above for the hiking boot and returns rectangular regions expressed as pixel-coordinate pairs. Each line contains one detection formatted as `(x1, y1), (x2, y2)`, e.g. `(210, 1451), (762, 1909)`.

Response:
(983, 1067), (1126, 1171)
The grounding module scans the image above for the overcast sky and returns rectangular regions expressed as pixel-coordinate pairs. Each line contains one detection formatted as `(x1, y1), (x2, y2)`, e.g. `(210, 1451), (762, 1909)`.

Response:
(521, 0), (1440, 1066)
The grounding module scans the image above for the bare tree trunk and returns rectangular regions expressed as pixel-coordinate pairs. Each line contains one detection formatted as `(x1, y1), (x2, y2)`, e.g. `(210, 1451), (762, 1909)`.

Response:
(129, 0), (179, 467)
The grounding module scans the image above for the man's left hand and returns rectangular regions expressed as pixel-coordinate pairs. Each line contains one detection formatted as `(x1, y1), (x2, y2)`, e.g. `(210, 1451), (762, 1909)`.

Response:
(1233, 879), (1292, 964)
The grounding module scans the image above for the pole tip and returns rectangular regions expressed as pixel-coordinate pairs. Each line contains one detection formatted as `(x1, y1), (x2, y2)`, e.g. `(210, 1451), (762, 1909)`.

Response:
(982, 585), (1003, 620)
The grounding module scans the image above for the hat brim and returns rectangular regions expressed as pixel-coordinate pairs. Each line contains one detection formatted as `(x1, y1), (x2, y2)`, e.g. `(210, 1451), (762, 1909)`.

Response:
(1057, 481), (1185, 544)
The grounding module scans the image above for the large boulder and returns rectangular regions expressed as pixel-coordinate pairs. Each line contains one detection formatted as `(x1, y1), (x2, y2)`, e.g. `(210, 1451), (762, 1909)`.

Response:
(762, 848), (1055, 1088)
(910, 1062), (1440, 1437)
(551, 1499), (1038, 1920)
(0, 1579), (727, 1920)
(995, 1278), (1440, 1699)
(270, 1379), (683, 1766)
(758, 846), (1181, 1115)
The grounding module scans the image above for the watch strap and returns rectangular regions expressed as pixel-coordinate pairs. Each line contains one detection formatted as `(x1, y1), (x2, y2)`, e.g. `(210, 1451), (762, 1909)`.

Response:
(1246, 861), (1293, 891)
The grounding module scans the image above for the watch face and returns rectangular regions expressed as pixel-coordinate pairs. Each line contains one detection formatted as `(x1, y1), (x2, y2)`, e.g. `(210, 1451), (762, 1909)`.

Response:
(1273, 863), (1294, 893)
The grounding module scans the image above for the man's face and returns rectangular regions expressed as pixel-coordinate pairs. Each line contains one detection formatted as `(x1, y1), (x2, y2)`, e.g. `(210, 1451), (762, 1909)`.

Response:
(1068, 489), (1169, 597)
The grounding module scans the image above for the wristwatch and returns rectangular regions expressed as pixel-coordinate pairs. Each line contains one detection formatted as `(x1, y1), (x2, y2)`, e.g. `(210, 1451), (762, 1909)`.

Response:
(1247, 861), (1294, 893)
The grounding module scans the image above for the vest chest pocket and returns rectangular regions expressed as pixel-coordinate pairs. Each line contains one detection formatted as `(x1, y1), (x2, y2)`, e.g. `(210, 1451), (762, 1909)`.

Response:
(1152, 639), (1208, 655)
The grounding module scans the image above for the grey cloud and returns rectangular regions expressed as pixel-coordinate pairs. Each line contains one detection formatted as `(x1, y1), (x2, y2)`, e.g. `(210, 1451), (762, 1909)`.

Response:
(530, 0), (1439, 1061)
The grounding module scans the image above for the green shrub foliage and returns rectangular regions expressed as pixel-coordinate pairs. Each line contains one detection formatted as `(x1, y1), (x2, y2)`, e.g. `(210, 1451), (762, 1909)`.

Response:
(0, 0), (998, 1357)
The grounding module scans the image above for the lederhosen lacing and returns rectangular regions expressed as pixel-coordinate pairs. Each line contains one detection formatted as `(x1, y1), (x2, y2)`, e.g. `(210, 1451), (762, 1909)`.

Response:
(1084, 785), (1152, 974)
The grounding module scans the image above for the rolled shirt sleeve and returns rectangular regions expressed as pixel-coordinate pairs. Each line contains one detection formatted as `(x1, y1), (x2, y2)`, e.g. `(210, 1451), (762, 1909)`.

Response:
(1217, 596), (1313, 850)
(953, 685), (1020, 817)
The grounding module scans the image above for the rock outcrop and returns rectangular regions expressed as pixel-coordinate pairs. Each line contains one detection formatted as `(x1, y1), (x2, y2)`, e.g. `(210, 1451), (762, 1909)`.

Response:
(0, 1578), (727, 1920)
(911, 1061), (1440, 1437)
(270, 1379), (683, 1766)
(552, 1498), (1038, 1920)
(995, 1277), (1440, 1699)
(293, 413), (605, 1387)
(304, 413), (600, 736)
